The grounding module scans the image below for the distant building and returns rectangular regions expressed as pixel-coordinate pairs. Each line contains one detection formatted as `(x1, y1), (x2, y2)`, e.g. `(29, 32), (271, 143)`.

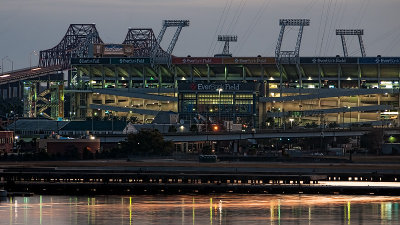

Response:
(0, 131), (14, 153)
(152, 111), (179, 124)
(6, 119), (69, 136)
(39, 138), (100, 158)
(59, 120), (128, 136)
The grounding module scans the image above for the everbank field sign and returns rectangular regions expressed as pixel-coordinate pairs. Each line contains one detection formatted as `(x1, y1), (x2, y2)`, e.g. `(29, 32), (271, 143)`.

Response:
(193, 83), (241, 91)
(179, 82), (257, 92)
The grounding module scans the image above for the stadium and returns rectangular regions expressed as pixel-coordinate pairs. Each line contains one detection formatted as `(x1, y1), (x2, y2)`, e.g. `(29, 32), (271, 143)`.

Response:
(1, 19), (399, 130)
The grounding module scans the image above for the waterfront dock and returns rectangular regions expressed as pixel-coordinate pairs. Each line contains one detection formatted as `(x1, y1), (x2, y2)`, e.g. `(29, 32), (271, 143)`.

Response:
(1, 159), (400, 195)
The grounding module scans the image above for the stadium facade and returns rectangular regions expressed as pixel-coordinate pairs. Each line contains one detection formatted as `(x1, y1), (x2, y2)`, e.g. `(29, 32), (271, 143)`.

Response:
(70, 55), (400, 128)
(2, 21), (397, 129)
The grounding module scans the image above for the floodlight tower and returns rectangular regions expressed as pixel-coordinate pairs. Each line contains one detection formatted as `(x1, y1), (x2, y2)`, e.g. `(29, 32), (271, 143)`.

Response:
(336, 29), (366, 57)
(215, 35), (237, 57)
(275, 19), (310, 61)
(275, 19), (309, 95)
(152, 20), (190, 58)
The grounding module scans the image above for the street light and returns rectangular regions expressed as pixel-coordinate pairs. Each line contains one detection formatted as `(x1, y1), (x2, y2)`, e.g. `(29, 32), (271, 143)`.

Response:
(289, 118), (294, 128)
(347, 106), (351, 125)
(217, 88), (223, 122)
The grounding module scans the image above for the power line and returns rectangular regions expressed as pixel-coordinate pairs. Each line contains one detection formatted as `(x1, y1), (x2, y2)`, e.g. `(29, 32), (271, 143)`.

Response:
(324, 0), (339, 56)
(234, 0), (272, 55)
(318, 0), (332, 56)
(315, 0), (327, 56)
(211, 0), (234, 56)
(207, 0), (232, 56)
(226, 0), (247, 34)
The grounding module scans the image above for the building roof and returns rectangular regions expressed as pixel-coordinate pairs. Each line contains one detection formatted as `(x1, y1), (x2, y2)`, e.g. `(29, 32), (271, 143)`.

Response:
(152, 111), (178, 124)
(60, 120), (127, 131)
(7, 119), (69, 131)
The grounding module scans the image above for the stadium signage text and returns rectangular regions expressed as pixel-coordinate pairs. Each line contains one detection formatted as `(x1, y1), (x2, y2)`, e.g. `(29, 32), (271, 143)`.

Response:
(172, 57), (223, 64)
(178, 82), (257, 92)
(71, 58), (150, 65)
(111, 58), (150, 64)
(300, 57), (358, 64)
(71, 58), (110, 64)
(359, 57), (400, 64)
(224, 57), (275, 64)
(195, 83), (241, 91)
(103, 44), (124, 55)
(172, 57), (275, 65)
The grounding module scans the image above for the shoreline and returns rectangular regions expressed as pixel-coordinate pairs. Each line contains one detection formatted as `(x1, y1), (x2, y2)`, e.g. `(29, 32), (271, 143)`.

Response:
(1, 158), (400, 196)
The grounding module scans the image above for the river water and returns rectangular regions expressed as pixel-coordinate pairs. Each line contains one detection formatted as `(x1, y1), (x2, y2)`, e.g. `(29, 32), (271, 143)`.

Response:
(0, 194), (399, 225)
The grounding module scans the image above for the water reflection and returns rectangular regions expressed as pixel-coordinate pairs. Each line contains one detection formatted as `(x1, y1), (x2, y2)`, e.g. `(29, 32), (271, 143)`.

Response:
(0, 194), (399, 225)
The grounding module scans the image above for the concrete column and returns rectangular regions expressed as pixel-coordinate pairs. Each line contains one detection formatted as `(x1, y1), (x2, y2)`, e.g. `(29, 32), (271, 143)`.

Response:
(174, 66), (177, 89)
(88, 93), (93, 117)
(378, 64), (381, 88)
(67, 69), (72, 89)
(114, 66), (118, 88)
(357, 64), (361, 89)
(337, 98), (341, 123)
(261, 65), (264, 81)
(338, 65), (341, 89)
(18, 82), (22, 98)
(357, 96), (361, 122)
(128, 66), (133, 89)
(190, 65), (193, 82)
(143, 66), (146, 88)
(398, 94), (400, 127)
(158, 67), (162, 88)
(207, 65), (210, 82)
(279, 65), (283, 96)
(143, 99), (146, 123)
(224, 65), (228, 82)
(242, 66), (246, 81)
(318, 64), (322, 88)
(318, 99), (321, 124)
(7, 83), (11, 99)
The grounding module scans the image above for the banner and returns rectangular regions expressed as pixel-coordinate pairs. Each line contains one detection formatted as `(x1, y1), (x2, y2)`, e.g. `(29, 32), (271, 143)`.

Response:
(300, 57), (358, 64)
(178, 82), (257, 92)
(71, 58), (150, 65)
(172, 57), (223, 64)
(110, 58), (150, 64)
(71, 58), (110, 64)
(223, 57), (275, 64)
(359, 57), (400, 64)
(93, 44), (134, 56)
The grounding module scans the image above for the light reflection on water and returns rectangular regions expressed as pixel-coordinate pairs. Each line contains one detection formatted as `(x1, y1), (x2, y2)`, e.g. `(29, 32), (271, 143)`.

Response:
(0, 194), (399, 225)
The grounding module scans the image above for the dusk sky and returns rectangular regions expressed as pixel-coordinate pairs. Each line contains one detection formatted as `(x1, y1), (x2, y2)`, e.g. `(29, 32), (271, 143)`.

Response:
(1, 0), (400, 70)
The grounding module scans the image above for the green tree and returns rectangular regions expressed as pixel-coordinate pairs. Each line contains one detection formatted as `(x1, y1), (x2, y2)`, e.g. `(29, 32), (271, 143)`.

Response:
(201, 145), (214, 155)
(121, 129), (174, 156)
(190, 124), (198, 132)
(168, 125), (177, 133)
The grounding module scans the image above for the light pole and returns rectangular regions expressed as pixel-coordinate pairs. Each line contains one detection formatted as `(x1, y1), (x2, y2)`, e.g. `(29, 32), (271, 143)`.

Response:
(1, 56), (8, 74)
(289, 118), (294, 128)
(342, 106), (346, 129)
(5, 57), (13, 73)
(347, 106), (351, 125)
(217, 88), (223, 123)
(30, 50), (38, 69)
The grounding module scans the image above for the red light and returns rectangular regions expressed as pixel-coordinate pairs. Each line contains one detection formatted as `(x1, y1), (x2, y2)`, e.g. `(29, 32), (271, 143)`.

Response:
(213, 125), (219, 131)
